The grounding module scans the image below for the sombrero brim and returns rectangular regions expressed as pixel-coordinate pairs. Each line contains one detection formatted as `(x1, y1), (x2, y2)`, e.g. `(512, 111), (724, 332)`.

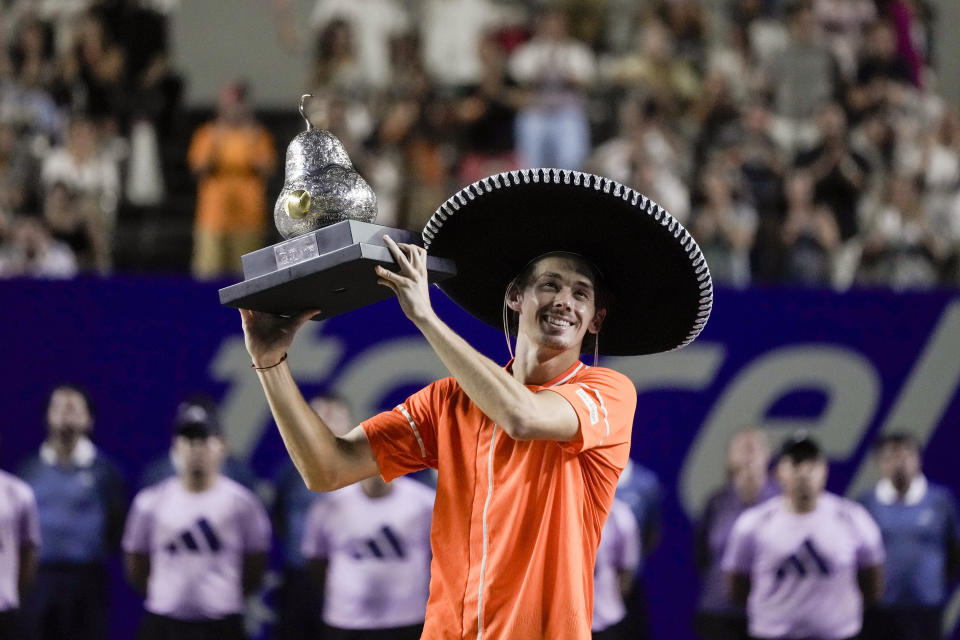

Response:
(422, 169), (712, 357)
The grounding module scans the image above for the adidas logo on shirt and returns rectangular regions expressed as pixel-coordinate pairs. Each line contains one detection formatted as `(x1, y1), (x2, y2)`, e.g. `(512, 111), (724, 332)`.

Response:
(164, 517), (223, 555)
(771, 537), (832, 593)
(347, 525), (407, 561)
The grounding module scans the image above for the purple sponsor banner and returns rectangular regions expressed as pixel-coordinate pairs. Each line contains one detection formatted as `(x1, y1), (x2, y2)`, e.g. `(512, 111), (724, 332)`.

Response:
(1, 278), (959, 639)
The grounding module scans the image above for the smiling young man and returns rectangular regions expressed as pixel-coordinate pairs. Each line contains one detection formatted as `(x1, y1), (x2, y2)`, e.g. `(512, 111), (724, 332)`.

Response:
(240, 169), (712, 639)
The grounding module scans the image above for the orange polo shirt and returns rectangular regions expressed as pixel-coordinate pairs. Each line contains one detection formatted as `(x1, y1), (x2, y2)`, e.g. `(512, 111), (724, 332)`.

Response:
(362, 361), (636, 640)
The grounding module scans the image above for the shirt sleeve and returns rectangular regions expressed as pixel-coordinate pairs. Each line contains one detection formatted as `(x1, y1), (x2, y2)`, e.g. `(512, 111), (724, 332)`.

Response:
(850, 502), (885, 568)
(122, 490), (155, 554)
(550, 367), (637, 455)
(361, 379), (445, 482)
(240, 493), (272, 553)
(721, 511), (756, 575)
(17, 484), (41, 548)
(301, 499), (330, 560)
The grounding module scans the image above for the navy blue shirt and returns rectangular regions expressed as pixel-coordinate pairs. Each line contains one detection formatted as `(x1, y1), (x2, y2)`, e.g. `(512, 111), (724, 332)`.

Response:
(860, 477), (960, 607)
(19, 444), (126, 564)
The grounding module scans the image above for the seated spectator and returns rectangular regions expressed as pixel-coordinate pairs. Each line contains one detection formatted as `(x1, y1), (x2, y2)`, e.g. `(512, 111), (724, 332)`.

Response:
(18, 384), (126, 640)
(813, 0), (876, 80)
(859, 433), (960, 640)
(39, 114), (120, 264)
(0, 434), (40, 639)
(604, 18), (700, 113)
(851, 20), (914, 116)
(0, 120), (36, 216)
(311, 19), (365, 98)
(123, 400), (271, 640)
(920, 106), (960, 279)
(781, 170), (841, 286)
(0, 216), (77, 278)
(42, 182), (107, 273)
(309, 0), (410, 93)
(592, 497), (641, 640)
(454, 34), (521, 186)
(764, 0), (842, 154)
(794, 102), (870, 242)
(509, 7), (596, 170)
(587, 96), (690, 224)
(723, 433), (884, 640)
(419, 0), (514, 93)
(695, 428), (778, 640)
(858, 172), (944, 288)
(690, 165), (758, 288)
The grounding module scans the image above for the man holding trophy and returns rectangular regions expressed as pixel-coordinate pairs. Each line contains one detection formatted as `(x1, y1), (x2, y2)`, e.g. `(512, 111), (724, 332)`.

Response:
(228, 98), (712, 639)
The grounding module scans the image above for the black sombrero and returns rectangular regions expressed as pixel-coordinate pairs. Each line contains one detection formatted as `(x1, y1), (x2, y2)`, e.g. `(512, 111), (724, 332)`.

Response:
(422, 168), (712, 356)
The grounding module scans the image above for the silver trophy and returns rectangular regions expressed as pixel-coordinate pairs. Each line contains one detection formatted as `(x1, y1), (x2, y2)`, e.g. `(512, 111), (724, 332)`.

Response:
(220, 95), (455, 320)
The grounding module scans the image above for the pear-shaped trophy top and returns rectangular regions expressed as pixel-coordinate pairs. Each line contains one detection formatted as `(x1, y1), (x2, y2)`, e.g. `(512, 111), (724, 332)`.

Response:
(273, 94), (378, 239)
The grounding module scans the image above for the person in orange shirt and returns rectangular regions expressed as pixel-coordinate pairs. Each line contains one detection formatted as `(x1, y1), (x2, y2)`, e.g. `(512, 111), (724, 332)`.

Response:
(239, 169), (713, 638)
(187, 81), (277, 278)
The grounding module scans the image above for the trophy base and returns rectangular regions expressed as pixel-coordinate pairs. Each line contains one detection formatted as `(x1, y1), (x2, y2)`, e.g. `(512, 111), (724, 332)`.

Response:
(219, 220), (456, 320)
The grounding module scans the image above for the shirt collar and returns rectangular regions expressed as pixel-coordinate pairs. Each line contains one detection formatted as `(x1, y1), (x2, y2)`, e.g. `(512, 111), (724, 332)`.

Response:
(876, 474), (928, 505)
(505, 359), (588, 388)
(40, 436), (97, 468)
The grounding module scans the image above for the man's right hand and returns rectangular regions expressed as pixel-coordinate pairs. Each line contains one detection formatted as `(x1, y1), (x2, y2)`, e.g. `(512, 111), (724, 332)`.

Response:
(239, 308), (319, 368)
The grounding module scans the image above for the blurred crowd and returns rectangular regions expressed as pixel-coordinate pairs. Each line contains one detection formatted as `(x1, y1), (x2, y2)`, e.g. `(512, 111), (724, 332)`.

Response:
(1, 0), (959, 286)
(1, 386), (956, 640)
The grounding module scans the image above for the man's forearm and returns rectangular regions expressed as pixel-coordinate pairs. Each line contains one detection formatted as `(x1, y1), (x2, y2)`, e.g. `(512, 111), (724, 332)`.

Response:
(257, 364), (375, 490)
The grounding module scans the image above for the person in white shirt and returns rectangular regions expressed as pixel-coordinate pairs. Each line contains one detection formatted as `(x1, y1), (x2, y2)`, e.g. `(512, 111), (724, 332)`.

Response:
(723, 433), (884, 640)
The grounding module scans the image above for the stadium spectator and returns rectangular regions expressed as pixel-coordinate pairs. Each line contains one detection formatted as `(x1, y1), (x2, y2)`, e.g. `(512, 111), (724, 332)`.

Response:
(0, 215), (77, 278)
(18, 384), (126, 640)
(508, 7), (596, 170)
(0, 434), (40, 639)
(419, 0), (515, 92)
(42, 181), (107, 272)
(765, 0), (842, 154)
(122, 398), (271, 640)
(0, 120), (36, 216)
(272, 393), (352, 640)
(309, 0), (410, 93)
(780, 169), (841, 286)
(453, 33), (522, 186)
(859, 432), (960, 640)
(849, 20), (914, 118)
(604, 17), (700, 113)
(187, 81), (277, 278)
(587, 96), (690, 225)
(858, 171), (944, 288)
(310, 19), (365, 99)
(613, 459), (662, 640)
(39, 114), (120, 266)
(723, 433), (884, 640)
(592, 497), (641, 640)
(695, 428), (778, 640)
(690, 164), (758, 288)
(137, 396), (259, 492)
(302, 473), (434, 640)
(794, 102), (869, 242)
(813, 0), (876, 80)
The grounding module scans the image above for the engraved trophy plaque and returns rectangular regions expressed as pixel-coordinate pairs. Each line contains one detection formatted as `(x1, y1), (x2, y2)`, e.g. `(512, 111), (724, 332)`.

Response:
(219, 95), (456, 320)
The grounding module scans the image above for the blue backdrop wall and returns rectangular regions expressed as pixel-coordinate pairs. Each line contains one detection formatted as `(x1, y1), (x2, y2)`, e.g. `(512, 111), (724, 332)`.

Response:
(2, 278), (960, 639)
